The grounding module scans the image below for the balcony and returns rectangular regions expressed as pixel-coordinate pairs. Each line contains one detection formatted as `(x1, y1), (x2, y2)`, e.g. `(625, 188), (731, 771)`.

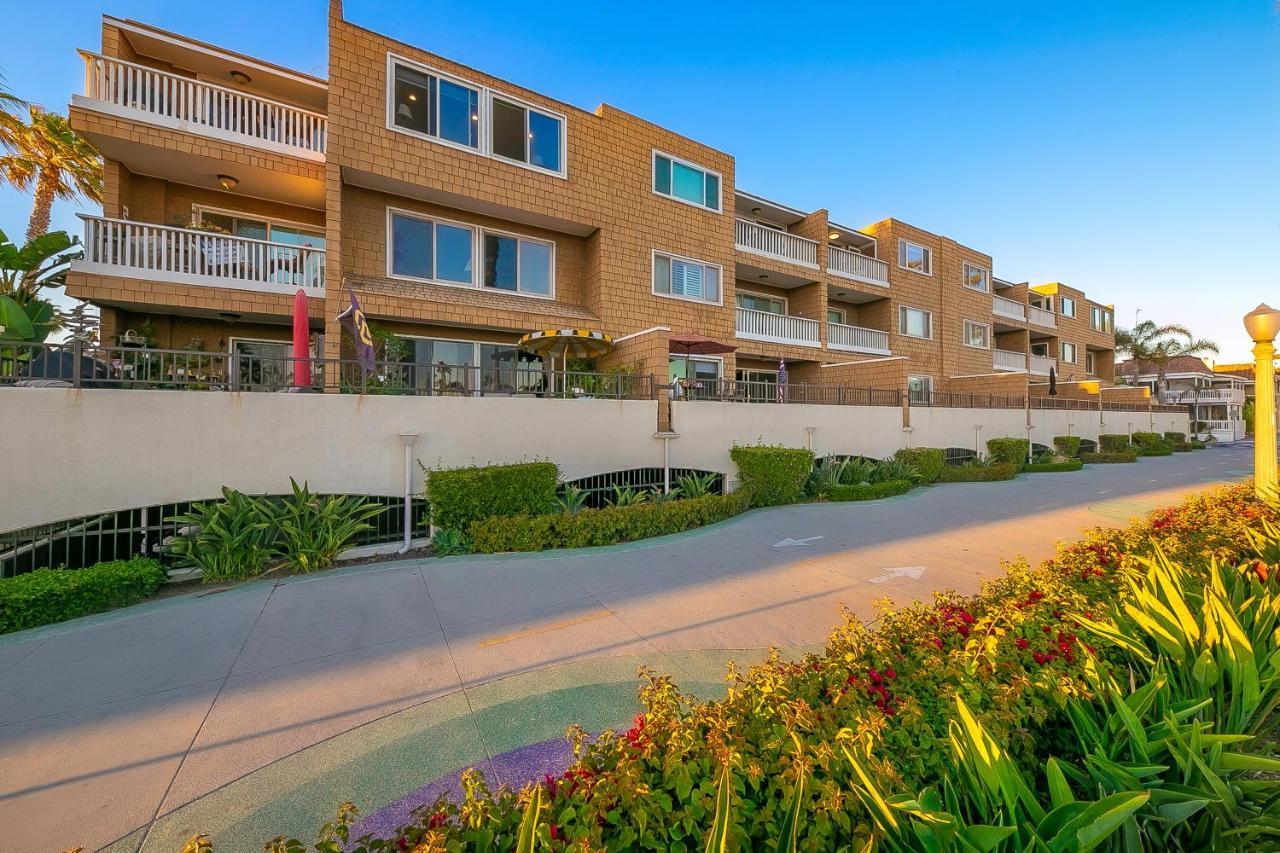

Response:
(828, 322), (890, 355)
(1161, 388), (1245, 405)
(992, 295), (1026, 321)
(1027, 305), (1056, 328)
(734, 219), (818, 268)
(75, 215), (325, 295)
(734, 307), (820, 347)
(1029, 355), (1057, 376)
(77, 51), (326, 160)
(993, 349), (1027, 372)
(827, 245), (889, 288)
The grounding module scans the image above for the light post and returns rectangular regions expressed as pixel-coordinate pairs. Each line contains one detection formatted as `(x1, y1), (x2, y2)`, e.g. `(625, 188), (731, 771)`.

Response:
(1243, 304), (1280, 497)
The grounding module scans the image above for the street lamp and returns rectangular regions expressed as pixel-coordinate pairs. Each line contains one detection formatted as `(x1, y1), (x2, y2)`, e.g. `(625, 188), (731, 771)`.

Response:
(1243, 304), (1280, 497)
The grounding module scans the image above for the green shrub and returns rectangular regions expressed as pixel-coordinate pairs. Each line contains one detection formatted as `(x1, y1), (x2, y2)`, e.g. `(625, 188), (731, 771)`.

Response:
(1190, 439), (1207, 449)
(870, 457), (920, 484)
(729, 444), (813, 506)
(1164, 431), (1186, 443)
(167, 487), (279, 581)
(985, 437), (1029, 466)
(938, 461), (1019, 482)
(468, 492), (749, 553)
(675, 471), (718, 499)
(826, 479), (914, 501)
(1021, 458), (1084, 473)
(1138, 442), (1173, 457)
(1082, 450), (1138, 463)
(431, 528), (473, 557)
(1099, 433), (1131, 453)
(1052, 435), (1082, 457)
(425, 461), (559, 531)
(893, 447), (944, 484)
(1172, 441), (1193, 452)
(1131, 431), (1164, 448)
(0, 557), (167, 634)
(274, 480), (385, 572)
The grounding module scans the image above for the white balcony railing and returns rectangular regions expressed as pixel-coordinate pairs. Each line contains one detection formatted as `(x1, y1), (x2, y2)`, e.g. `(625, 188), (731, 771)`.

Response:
(827, 245), (889, 287)
(734, 219), (818, 268)
(828, 322), (890, 355)
(78, 51), (326, 158)
(1029, 355), (1057, 375)
(993, 349), (1028, 372)
(734, 307), (820, 347)
(992, 295), (1026, 321)
(76, 215), (325, 295)
(1161, 388), (1245, 405)
(1027, 305), (1056, 328)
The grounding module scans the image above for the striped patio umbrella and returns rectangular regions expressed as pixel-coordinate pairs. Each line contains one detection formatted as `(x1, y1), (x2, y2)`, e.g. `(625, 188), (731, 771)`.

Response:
(517, 329), (614, 362)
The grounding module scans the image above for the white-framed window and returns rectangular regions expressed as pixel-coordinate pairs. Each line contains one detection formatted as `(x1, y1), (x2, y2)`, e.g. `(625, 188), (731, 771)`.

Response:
(1059, 296), (1076, 317)
(736, 291), (786, 315)
(963, 320), (991, 349)
(897, 239), (932, 275)
(669, 354), (721, 398)
(652, 150), (721, 212)
(1031, 341), (1049, 357)
(387, 55), (567, 178)
(963, 263), (989, 292)
(1090, 305), (1112, 332)
(230, 337), (293, 389)
(826, 306), (847, 325)
(907, 375), (933, 404)
(1086, 350), (1096, 374)
(387, 208), (554, 298)
(194, 206), (325, 247)
(899, 305), (933, 339)
(652, 250), (721, 304)
(1061, 341), (1078, 363)
(395, 335), (545, 395)
(1030, 293), (1052, 311)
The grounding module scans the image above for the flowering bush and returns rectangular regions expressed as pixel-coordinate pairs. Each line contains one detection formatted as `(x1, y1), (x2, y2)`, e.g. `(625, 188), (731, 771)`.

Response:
(220, 484), (1278, 851)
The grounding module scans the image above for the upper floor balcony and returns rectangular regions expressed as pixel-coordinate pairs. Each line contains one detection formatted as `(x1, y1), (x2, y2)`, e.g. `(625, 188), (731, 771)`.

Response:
(992, 294), (1026, 322)
(1160, 387), (1245, 405)
(734, 307), (820, 347)
(1029, 354), (1057, 376)
(77, 51), (326, 161)
(734, 219), (818, 268)
(826, 245), (889, 288)
(1027, 304), (1056, 328)
(828, 322), (890, 356)
(993, 349), (1027, 372)
(73, 215), (325, 296)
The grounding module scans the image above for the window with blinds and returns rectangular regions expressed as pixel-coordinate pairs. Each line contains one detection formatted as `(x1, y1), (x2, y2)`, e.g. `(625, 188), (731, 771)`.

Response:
(653, 251), (721, 303)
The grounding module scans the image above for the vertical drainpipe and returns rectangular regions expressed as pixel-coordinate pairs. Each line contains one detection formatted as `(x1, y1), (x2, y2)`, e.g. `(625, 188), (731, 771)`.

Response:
(398, 433), (419, 554)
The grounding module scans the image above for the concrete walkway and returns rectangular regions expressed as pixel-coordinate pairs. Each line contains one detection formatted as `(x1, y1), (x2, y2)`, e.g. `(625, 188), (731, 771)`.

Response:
(0, 443), (1252, 851)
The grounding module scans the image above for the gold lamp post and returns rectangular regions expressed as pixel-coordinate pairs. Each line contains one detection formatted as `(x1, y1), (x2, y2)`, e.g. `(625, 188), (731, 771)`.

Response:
(1243, 303), (1280, 497)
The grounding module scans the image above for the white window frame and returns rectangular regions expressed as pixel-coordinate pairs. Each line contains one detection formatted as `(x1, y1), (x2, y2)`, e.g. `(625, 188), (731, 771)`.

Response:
(194, 205), (324, 242)
(478, 224), (557, 299)
(963, 319), (992, 350)
(736, 290), (787, 315)
(1059, 296), (1076, 318)
(1085, 350), (1096, 374)
(962, 262), (990, 293)
(394, 334), (541, 394)
(386, 54), (568, 179)
(897, 239), (932, 275)
(898, 305), (934, 339)
(651, 149), (722, 213)
(907, 375), (934, 404)
(1060, 341), (1078, 364)
(650, 248), (723, 305)
(1090, 305), (1111, 332)
(826, 306), (847, 325)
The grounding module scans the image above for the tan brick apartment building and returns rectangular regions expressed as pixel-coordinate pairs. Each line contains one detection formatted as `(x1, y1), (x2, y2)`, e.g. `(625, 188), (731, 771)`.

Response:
(64, 5), (1121, 405)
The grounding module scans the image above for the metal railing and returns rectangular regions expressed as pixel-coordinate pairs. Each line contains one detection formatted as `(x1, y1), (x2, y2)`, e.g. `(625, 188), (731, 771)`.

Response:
(1029, 355), (1057, 375)
(674, 378), (902, 407)
(734, 307), (820, 346)
(80, 51), (326, 156)
(827, 245), (890, 286)
(992, 295), (1026, 321)
(734, 219), (818, 267)
(993, 349), (1027, 371)
(0, 342), (656, 399)
(828, 322), (890, 354)
(79, 215), (325, 294)
(1160, 388), (1244, 404)
(1027, 305), (1056, 328)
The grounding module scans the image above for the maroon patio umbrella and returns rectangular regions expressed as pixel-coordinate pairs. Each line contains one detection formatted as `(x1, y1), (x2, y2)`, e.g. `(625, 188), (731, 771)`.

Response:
(292, 288), (311, 388)
(668, 331), (736, 384)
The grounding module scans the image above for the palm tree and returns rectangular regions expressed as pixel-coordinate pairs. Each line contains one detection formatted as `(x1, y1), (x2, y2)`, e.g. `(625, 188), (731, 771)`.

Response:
(1115, 319), (1219, 394)
(0, 106), (102, 243)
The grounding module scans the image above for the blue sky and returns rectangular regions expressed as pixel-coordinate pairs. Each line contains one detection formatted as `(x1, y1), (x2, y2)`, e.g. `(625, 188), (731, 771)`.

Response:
(2, 1), (1275, 361)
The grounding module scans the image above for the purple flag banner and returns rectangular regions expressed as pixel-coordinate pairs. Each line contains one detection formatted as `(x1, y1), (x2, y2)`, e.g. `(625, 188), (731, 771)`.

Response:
(777, 358), (788, 404)
(337, 288), (376, 374)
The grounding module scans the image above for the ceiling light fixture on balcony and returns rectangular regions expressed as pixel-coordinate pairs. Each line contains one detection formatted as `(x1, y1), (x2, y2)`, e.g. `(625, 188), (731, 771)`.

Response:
(218, 312), (242, 323)
(228, 70), (252, 85)
(750, 207), (761, 215)
(217, 174), (240, 191)
(758, 274), (768, 281)
(828, 231), (840, 240)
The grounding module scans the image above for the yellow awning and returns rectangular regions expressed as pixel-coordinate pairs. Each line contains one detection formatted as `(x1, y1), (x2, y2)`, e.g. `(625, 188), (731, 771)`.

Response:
(517, 329), (614, 360)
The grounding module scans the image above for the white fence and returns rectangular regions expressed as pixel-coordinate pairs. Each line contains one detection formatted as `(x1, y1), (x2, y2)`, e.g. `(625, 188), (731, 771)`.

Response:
(827, 245), (889, 286)
(993, 295), (1026, 321)
(734, 219), (818, 267)
(1027, 305), (1056, 328)
(828, 322), (890, 354)
(993, 349), (1027, 371)
(1030, 355), (1057, 375)
(734, 307), (820, 346)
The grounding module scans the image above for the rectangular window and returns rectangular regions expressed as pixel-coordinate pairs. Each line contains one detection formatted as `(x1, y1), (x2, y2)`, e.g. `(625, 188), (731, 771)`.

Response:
(669, 355), (721, 399)
(1031, 342), (1049, 357)
(963, 263), (989, 292)
(826, 307), (847, 325)
(389, 211), (476, 284)
(1090, 306), (1111, 332)
(899, 306), (933, 339)
(653, 250), (721, 303)
(907, 375), (933, 404)
(1059, 296), (1076, 317)
(737, 292), (785, 314)
(963, 320), (991, 349)
(1086, 351), (1096, 374)
(652, 151), (721, 212)
(490, 94), (564, 174)
(1061, 341), (1078, 363)
(482, 230), (554, 296)
(898, 239), (932, 274)
(391, 61), (479, 149)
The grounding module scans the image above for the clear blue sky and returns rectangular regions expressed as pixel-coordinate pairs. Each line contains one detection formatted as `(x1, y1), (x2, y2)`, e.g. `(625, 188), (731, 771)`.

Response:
(2, 1), (1275, 361)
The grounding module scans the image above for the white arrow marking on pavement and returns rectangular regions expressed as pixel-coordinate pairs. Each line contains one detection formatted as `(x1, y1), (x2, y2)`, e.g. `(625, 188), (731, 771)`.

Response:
(773, 536), (824, 548)
(869, 566), (927, 584)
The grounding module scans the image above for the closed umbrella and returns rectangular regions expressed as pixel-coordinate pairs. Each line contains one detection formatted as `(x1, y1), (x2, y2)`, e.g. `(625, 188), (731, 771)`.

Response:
(291, 288), (311, 388)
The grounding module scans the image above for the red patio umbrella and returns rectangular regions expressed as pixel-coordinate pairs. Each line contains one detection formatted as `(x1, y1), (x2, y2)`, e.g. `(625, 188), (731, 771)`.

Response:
(292, 288), (311, 388)
(668, 331), (737, 387)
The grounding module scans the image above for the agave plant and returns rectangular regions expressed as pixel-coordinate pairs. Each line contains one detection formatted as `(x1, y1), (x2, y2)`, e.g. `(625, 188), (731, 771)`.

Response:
(274, 479), (385, 572)
(607, 485), (650, 507)
(649, 486), (683, 504)
(166, 487), (278, 582)
(807, 454), (848, 497)
(840, 457), (879, 486)
(676, 471), (718, 499)
(554, 484), (589, 515)
(871, 457), (921, 484)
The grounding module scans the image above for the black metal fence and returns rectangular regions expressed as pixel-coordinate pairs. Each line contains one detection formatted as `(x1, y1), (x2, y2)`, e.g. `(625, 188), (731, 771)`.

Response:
(563, 468), (724, 509)
(676, 378), (902, 407)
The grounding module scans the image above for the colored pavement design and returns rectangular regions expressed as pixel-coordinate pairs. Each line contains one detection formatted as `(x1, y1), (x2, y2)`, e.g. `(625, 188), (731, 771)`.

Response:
(0, 443), (1254, 852)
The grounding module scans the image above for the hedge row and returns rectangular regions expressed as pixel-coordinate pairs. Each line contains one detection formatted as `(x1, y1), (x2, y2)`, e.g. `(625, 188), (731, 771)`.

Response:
(426, 461), (559, 531)
(728, 445), (813, 506)
(985, 437), (1029, 466)
(0, 558), (168, 634)
(938, 462), (1019, 482)
(827, 479), (915, 502)
(1138, 444), (1174, 457)
(467, 492), (750, 553)
(1099, 433), (1131, 453)
(1022, 458), (1084, 473)
(1082, 450), (1138, 463)
(893, 448), (945, 484)
(1052, 435), (1082, 457)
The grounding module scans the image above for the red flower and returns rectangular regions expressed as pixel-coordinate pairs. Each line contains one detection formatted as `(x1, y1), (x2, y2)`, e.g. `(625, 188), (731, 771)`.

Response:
(957, 624), (970, 637)
(550, 823), (562, 841)
(868, 668), (882, 683)
(1033, 652), (1047, 665)
(884, 668), (897, 680)
(932, 637), (944, 649)
(1015, 638), (1029, 649)
(1028, 590), (1045, 601)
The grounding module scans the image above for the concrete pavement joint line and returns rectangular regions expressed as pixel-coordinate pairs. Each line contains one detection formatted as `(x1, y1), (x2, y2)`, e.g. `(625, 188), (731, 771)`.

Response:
(0, 635), (50, 685)
(477, 610), (613, 649)
(0, 674), (229, 731)
(132, 583), (278, 853)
